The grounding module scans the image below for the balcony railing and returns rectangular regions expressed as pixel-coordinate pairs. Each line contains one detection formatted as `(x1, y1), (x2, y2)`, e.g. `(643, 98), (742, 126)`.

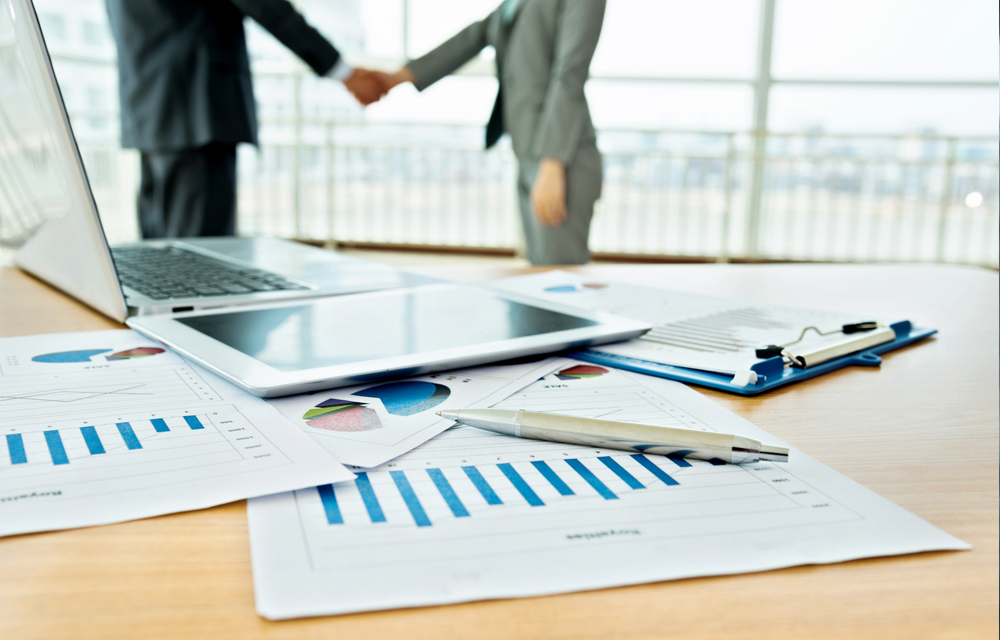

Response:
(2, 50), (997, 267)
(232, 120), (999, 266)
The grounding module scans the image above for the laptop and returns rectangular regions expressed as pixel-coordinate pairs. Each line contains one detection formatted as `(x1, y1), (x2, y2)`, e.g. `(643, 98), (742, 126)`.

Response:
(2, 0), (436, 324)
(1, 0), (650, 396)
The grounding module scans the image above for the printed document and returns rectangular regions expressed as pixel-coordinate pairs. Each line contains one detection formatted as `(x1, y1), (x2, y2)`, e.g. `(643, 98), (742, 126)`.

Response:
(0, 330), (354, 537)
(265, 357), (569, 468)
(491, 271), (896, 375)
(247, 362), (967, 619)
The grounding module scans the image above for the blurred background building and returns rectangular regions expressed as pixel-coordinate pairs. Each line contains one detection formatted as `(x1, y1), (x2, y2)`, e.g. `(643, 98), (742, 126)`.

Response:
(15, 0), (1000, 267)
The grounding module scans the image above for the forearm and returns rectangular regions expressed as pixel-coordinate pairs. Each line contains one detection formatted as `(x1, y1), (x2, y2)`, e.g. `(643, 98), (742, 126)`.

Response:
(230, 0), (340, 75)
(405, 14), (492, 91)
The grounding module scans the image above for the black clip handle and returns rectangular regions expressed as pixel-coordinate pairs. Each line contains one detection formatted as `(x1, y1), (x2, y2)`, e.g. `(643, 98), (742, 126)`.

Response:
(755, 345), (784, 358)
(843, 321), (878, 334)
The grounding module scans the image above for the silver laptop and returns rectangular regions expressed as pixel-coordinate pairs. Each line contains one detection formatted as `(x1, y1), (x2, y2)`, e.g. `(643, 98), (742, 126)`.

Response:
(1, 0), (435, 324)
(1, 0), (650, 397)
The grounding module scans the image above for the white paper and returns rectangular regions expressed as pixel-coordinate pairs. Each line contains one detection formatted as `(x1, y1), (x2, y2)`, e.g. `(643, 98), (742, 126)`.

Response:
(491, 271), (896, 375)
(247, 363), (968, 619)
(265, 357), (571, 468)
(0, 330), (354, 537)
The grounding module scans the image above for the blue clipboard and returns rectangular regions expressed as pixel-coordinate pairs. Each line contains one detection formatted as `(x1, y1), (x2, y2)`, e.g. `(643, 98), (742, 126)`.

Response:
(573, 320), (936, 396)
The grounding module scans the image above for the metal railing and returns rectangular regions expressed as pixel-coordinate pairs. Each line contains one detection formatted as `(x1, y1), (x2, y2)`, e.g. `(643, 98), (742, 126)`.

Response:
(4, 50), (998, 267)
(230, 121), (999, 267)
(5, 109), (997, 268)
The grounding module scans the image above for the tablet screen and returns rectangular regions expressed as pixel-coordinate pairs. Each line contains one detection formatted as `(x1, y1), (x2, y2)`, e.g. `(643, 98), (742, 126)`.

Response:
(176, 286), (597, 372)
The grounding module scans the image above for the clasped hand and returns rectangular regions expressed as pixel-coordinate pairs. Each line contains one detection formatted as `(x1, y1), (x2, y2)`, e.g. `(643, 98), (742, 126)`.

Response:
(342, 67), (414, 106)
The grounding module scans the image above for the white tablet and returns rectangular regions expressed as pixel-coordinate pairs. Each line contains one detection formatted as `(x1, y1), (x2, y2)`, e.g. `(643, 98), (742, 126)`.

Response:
(127, 283), (650, 397)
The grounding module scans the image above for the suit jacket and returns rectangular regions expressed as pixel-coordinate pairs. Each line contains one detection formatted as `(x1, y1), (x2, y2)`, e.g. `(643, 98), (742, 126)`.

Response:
(407, 0), (605, 164)
(106, 0), (341, 152)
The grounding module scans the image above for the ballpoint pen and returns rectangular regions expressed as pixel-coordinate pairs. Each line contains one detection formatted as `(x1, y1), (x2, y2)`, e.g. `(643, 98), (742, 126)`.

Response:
(436, 409), (789, 465)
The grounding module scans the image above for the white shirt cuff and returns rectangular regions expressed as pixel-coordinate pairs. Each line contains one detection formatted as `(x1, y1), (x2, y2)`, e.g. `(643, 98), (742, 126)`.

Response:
(326, 59), (354, 82)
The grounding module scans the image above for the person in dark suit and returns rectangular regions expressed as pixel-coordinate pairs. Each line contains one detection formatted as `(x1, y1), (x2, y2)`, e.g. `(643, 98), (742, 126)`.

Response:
(106, 0), (383, 239)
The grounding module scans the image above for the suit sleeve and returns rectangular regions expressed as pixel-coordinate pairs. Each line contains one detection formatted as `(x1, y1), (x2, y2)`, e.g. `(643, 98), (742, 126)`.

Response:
(406, 11), (495, 91)
(531, 0), (606, 163)
(229, 0), (341, 76)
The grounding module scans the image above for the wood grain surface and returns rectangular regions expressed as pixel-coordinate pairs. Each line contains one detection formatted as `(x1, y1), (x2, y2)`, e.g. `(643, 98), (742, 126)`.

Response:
(1, 263), (997, 640)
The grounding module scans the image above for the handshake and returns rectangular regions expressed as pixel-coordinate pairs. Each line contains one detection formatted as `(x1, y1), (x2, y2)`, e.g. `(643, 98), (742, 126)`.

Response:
(342, 67), (416, 106)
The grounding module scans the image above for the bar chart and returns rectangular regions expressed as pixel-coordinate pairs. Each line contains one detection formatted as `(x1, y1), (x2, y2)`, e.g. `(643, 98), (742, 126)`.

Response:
(638, 307), (790, 354)
(3, 413), (211, 467)
(2, 402), (294, 504)
(1, 329), (348, 537)
(312, 448), (697, 527)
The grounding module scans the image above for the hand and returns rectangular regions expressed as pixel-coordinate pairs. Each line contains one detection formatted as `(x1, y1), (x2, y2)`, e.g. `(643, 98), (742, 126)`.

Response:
(530, 158), (567, 227)
(344, 68), (389, 106)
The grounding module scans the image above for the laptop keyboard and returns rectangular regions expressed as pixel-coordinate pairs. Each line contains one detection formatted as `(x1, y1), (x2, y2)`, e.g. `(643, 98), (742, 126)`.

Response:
(112, 246), (309, 300)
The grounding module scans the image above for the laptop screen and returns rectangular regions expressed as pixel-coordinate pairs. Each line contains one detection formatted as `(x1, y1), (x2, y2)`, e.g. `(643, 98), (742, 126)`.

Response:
(1, 0), (127, 321)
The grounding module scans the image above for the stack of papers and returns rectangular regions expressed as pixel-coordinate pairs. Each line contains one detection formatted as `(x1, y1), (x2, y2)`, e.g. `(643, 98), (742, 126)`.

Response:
(2, 318), (968, 622)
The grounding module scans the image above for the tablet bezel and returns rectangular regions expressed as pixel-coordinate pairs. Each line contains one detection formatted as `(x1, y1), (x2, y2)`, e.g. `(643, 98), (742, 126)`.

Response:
(126, 283), (651, 397)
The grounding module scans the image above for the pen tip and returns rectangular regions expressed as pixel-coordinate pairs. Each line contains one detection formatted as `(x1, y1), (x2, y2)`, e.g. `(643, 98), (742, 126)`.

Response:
(435, 411), (441, 416)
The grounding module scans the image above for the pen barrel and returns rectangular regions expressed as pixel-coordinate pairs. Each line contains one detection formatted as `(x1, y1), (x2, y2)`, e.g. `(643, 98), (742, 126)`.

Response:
(518, 413), (762, 464)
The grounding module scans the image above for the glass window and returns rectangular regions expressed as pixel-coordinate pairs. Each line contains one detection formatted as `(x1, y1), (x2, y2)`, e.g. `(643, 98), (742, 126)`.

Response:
(406, 0), (498, 59)
(768, 85), (1000, 136)
(37, 12), (66, 42)
(773, 0), (1000, 80)
(587, 81), (753, 131)
(359, 0), (405, 58)
(82, 20), (104, 47)
(591, 0), (758, 79)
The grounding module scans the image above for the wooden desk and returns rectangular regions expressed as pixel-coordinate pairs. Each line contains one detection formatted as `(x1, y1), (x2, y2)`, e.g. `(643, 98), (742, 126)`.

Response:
(1, 263), (997, 640)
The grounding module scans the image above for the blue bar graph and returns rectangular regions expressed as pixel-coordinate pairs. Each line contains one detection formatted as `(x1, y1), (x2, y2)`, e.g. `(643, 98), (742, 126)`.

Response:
(631, 454), (679, 486)
(390, 471), (432, 527)
(354, 472), (387, 523)
(531, 460), (575, 496)
(80, 426), (106, 455)
(44, 430), (69, 465)
(116, 422), (142, 450)
(462, 466), (503, 505)
(566, 459), (618, 500)
(427, 469), (470, 517)
(598, 456), (645, 489)
(316, 484), (344, 524)
(6, 434), (27, 465)
(151, 419), (170, 433)
(668, 456), (692, 468)
(183, 415), (205, 430)
(498, 463), (544, 506)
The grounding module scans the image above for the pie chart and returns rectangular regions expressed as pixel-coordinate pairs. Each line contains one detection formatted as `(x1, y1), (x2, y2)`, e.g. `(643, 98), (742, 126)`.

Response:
(106, 347), (166, 361)
(556, 364), (609, 380)
(303, 399), (383, 432)
(544, 283), (608, 293)
(33, 349), (112, 363)
(354, 381), (451, 417)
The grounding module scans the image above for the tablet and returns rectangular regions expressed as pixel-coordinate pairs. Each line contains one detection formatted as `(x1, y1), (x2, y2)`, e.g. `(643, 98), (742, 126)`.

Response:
(127, 283), (651, 397)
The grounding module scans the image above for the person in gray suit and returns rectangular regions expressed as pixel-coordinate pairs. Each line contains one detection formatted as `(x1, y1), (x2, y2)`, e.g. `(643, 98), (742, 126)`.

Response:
(379, 0), (606, 265)
(106, 0), (385, 239)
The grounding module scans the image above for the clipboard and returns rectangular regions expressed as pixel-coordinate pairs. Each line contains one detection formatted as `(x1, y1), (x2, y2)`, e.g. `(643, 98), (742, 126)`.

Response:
(573, 320), (936, 396)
